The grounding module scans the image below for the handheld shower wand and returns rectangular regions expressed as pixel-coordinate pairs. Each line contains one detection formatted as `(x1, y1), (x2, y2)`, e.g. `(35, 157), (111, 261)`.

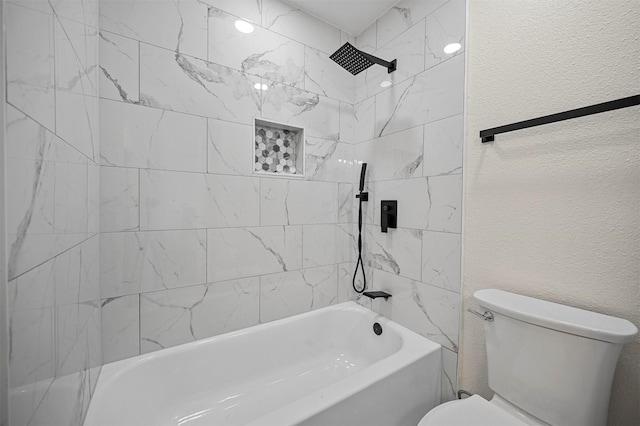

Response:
(353, 163), (368, 293)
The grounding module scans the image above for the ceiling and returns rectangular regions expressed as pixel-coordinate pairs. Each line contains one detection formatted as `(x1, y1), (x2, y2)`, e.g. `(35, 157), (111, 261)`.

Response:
(282, 0), (401, 37)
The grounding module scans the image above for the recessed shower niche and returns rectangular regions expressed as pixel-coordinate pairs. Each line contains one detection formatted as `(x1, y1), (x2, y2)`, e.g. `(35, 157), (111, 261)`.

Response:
(253, 118), (305, 178)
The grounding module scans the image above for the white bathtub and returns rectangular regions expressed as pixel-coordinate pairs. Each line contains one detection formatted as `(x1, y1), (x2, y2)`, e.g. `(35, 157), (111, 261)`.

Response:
(85, 302), (442, 426)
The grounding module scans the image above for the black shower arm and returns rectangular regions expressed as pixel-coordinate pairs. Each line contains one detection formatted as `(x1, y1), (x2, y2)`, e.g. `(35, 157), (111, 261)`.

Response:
(359, 50), (397, 74)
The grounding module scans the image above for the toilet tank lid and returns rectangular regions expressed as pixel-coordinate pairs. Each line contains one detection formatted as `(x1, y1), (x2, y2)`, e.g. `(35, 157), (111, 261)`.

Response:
(474, 289), (638, 344)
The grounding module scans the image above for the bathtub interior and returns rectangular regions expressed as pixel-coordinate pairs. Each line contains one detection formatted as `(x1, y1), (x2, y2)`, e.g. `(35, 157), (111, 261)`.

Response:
(85, 303), (440, 426)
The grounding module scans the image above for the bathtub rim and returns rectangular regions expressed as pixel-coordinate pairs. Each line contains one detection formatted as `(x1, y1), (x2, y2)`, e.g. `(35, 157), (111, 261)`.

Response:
(87, 301), (442, 425)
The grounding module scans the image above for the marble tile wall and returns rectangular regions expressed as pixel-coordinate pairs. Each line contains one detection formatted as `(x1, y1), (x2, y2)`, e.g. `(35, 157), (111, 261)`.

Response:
(351, 0), (466, 403)
(4, 0), (101, 425)
(98, 0), (357, 365)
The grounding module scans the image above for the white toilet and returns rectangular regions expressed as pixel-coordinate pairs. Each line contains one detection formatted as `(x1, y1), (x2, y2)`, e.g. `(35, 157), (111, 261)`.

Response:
(418, 289), (638, 426)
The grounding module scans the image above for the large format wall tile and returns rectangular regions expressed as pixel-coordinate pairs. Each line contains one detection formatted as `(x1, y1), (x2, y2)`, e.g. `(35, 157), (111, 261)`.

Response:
(5, 3), (56, 131)
(371, 178), (430, 229)
(364, 225), (422, 281)
(100, 167), (139, 232)
(55, 17), (98, 97)
(260, 179), (338, 225)
(305, 139), (354, 183)
(100, 99), (207, 172)
(259, 265), (338, 323)
(375, 54), (464, 137)
(372, 269), (459, 352)
(375, 0), (448, 48)
(355, 20), (426, 102)
(99, 31), (140, 103)
(354, 126), (424, 182)
(140, 170), (260, 230)
(140, 278), (260, 353)
(208, 7), (305, 88)
(101, 295), (140, 364)
(207, 226), (303, 282)
(422, 231), (461, 293)
(261, 82), (340, 140)
(140, 43), (262, 123)
(208, 119), (253, 176)
(262, 0), (341, 54)
(101, 230), (207, 298)
(99, 0), (208, 60)
(426, 174), (463, 233)
(303, 224), (354, 268)
(423, 114), (463, 177)
(425, 0), (466, 70)
(200, 0), (262, 24)
(304, 46), (354, 103)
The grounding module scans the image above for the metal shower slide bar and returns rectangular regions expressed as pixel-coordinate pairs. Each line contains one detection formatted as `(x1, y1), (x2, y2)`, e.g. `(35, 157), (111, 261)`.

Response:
(480, 94), (640, 143)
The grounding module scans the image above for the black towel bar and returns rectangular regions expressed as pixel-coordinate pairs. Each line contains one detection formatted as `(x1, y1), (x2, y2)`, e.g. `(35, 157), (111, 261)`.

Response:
(480, 94), (640, 143)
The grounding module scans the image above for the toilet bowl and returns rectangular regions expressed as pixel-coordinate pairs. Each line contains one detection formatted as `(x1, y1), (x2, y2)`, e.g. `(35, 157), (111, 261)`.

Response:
(418, 289), (637, 426)
(418, 395), (545, 426)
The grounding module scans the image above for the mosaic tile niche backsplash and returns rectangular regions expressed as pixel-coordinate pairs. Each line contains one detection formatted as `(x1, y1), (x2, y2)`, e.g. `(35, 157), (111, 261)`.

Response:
(254, 119), (304, 177)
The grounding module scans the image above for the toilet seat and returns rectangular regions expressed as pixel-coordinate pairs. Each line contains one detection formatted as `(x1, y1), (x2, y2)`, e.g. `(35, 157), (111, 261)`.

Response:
(418, 395), (529, 426)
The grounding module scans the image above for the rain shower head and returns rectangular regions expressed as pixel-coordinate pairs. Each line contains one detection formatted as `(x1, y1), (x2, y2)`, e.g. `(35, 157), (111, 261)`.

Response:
(329, 42), (397, 76)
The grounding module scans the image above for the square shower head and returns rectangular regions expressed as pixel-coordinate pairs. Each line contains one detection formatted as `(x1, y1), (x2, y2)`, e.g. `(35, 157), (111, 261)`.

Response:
(329, 42), (375, 76)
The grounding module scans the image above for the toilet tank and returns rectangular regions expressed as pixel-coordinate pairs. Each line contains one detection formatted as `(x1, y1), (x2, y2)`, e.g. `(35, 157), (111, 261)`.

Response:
(474, 289), (637, 426)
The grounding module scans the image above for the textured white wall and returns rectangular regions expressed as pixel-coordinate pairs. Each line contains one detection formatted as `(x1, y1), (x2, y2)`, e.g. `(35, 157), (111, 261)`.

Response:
(462, 1), (639, 425)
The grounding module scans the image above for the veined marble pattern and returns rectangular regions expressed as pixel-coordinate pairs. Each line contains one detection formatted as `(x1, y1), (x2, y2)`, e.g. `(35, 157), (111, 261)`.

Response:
(207, 226), (303, 282)
(140, 170), (260, 230)
(337, 262), (373, 309)
(208, 7), (305, 88)
(355, 22), (377, 53)
(372, 269), (459, 352)
(208, 118), (253, 176)
(99, 31), (140, 103)
(442, 348), (458, 403)
(99, 0), (208, 60)
(259, 265), (338, 323)
(199, 0), (262, 24)
(375, 0), (449, 48)
(338, 184), (354, 223)
(375, 54), (464, 137)
(9, 307), (55, 388)
(426, 174), (463, 233)
(100, 230), (207, 298)
(140, 43), (262, 123)
(303, 224), (354, 268)
(262, 0), (341, 54)
(9, 377), (54, 426)
(422, 231), (461, 293)
(355, 20), (425, 102)
(49, 0), (99, 29)
(26, 368), (93, 426)
(140, 278), (260, 353)
(339, 102), (355, 144)
(260, 178), (338, 225)
(371, 178), (430, 229)
(55, 16), (98, 97)
(53, 236), (100, 306)
(423, 114), (463, 177)
(5, 2), (56, 131)
(101, 295), (140, 363)
(6, 107), (92, 279)
(100, 166), (139, 232)
(364, 225), (423, 281)
(304, 46), (354, 103)
(354, 126), (424, 182)
(261, 82), (340, 141)
(353, 97), (376, 144)
(8, 258), (55, 314)
(425, 0), (466, 70)
(55, 301), (97, 376)
(55, 91), (99, 162)
(100, 99), (207, 172)
(87, 164), (100, 235)
(305, 139), (353, 183)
